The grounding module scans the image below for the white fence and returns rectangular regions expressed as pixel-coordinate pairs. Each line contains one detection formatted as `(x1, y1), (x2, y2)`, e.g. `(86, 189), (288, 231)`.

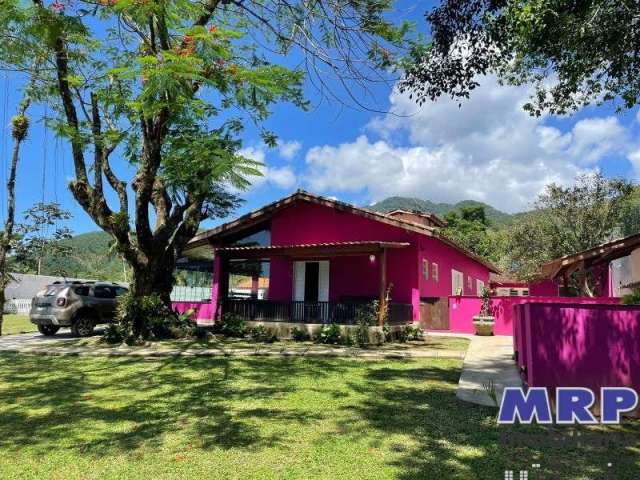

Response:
(170, 286), (211, 303)
(4, 298), (32, 314)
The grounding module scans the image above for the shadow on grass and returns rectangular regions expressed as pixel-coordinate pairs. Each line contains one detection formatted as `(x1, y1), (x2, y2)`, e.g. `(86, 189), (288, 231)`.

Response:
(0, 353), (348, 456)
(339, 364), (640, 479)
(1, 352), (637, 479)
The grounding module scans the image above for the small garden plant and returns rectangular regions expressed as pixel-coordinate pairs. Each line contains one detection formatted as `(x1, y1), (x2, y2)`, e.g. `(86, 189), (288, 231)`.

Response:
(621, 288), (640, 305)
(405, 324), (423, 341)
(213, 313), (247, 337)
(315, 323), (341, 344)
(479, 287), (492, 317)
(248, 325), (277, 343)
(291, 326), (310, 341)
(355, 302), (377, 347)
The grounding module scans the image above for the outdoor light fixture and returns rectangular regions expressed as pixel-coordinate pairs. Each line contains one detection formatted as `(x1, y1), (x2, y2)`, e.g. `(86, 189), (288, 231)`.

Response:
(369, 254), (376, 262)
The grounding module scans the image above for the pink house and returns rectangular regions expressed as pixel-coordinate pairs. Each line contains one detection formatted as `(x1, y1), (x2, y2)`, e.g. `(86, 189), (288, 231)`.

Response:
(177, 190), (500, 327)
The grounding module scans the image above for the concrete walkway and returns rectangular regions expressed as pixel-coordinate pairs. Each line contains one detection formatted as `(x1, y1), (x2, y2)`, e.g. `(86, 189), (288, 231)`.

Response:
(456, 335), (523, 407)
(0, 330), (467, 360)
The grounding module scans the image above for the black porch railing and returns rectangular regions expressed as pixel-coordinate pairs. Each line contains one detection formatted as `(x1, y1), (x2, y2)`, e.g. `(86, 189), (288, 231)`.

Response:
(222, 299), (413, 325)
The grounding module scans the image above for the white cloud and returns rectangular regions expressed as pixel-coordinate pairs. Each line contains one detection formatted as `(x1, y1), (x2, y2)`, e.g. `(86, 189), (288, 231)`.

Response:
(628, 150), (640, 177)
(238, 146), (266, 164)
(267, 166), (297, 189)
(568, 117), (628, 165)
(303, 76), (635, 212)
(238, 145), (297, 191)
(278, 140), (302, 160)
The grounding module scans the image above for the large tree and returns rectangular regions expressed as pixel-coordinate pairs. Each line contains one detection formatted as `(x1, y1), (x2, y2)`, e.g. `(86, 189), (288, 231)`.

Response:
(441, 205), (504, 263)
(11, 202), (73, 276)
(503, 173), (634, 294)
(2, 0), (408, 337)
(400, 0), (640, 115)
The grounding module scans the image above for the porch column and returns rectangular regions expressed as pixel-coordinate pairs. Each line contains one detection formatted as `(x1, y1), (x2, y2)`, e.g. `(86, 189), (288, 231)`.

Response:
(378, 248), (387, 327)
(251, 274), (260, 299)
(211, 252), (229, 321)
(211, 253), (222, 321)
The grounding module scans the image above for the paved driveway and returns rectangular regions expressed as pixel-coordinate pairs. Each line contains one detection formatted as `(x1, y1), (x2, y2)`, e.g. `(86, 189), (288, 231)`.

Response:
(0, 329), (105, 352)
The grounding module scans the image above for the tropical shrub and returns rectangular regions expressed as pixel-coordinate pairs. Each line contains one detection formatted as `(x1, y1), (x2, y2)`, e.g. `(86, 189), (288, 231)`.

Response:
(405, 324), (424, 341)
(355, 302), (377, 346)
(115, 292), (180, 342)
(102, 323), (124, 345)
(340, 332), (355, 347)
(291, 327), (310, 341)
(213, 313), (247, 337)
(621, 289), (640, 305)
(316, 323), (341, 344)
(248, 325), (277, 343)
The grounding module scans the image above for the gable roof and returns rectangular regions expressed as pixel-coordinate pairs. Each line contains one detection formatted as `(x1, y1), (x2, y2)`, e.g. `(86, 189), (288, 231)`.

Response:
(541, 232), (640, 279)
(385, 209), (448, 228)
(186, 190), (500, 273)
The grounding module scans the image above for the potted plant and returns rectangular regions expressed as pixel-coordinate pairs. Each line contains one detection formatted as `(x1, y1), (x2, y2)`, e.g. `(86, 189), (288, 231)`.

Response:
(473, 287), (495, 336)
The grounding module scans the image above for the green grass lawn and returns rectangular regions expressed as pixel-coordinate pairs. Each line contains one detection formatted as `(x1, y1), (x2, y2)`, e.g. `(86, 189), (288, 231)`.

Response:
(0, 353), (638, 479)
(1, 315), (36, 335)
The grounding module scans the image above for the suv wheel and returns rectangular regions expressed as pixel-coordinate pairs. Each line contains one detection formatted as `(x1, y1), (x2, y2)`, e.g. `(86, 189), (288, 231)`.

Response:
(37, 324), (60, 336)
(71, 316), (95, 337)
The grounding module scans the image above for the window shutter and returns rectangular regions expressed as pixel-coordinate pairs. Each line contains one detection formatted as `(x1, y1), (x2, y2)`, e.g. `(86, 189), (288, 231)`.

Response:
(318, 261), (330, 302)
(293, 262), (305, 301)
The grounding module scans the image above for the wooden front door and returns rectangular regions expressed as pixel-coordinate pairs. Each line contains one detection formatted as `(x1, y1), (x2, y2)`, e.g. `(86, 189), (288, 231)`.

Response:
(420, 297), (449, 329)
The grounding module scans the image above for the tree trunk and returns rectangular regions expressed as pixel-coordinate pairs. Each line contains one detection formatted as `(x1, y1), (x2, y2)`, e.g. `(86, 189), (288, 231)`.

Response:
(128, 255), (177, 338)
(0, 89), (33, 336)
(0, 289), (4, 337)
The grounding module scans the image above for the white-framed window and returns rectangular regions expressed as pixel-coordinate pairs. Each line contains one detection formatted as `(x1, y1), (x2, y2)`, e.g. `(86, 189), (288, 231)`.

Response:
(432, 263), (439, 282)
(452, 269), (464, 296)
(476, 279), (485, 296)
(422, 259), (429, 280)
(467, 276), (472, 292)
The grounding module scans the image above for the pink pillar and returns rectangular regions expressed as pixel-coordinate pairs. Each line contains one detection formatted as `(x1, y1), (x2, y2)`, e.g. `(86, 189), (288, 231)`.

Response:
(211, 253), (222, 320)
(411, 287), (420, 323)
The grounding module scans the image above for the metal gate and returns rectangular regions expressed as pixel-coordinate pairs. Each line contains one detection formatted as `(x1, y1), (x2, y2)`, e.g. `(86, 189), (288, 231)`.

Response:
(420, 297), (449, 329)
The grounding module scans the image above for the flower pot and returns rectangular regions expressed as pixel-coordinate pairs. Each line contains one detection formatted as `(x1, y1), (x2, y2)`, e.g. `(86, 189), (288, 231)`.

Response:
(472, 315), (495, 336)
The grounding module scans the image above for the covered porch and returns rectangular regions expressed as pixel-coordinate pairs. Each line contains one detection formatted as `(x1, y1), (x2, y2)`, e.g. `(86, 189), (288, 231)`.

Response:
(540, 233), (640, 297)
(211, 241), (415, 326)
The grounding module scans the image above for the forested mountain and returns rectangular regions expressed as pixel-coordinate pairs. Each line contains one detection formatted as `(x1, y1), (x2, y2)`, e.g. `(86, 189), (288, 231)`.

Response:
(12, 231), (129, 282)
(368, 196), (516, 226)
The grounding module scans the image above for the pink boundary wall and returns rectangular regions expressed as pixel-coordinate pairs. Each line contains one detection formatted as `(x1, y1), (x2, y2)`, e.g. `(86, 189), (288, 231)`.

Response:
(172, 254), (220, 323)
(514, 302), (640, 392)
(447, 296), (620, 336)
(172, 301), (216, 322)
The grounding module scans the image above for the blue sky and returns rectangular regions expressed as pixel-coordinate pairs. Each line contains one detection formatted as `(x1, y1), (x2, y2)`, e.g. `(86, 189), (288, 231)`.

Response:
(1, 4), (639, 235)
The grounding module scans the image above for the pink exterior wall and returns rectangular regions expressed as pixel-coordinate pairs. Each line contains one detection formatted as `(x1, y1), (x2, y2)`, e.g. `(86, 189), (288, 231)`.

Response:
(182, 200), (493, 323)
(514, 302), (640, 393)
(417, 236), (490, 298)
(267, 201), (490, 322)
(447, 295), (621, 336)
(528, 279), (559, 296)
(172, 252), (220, 322)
